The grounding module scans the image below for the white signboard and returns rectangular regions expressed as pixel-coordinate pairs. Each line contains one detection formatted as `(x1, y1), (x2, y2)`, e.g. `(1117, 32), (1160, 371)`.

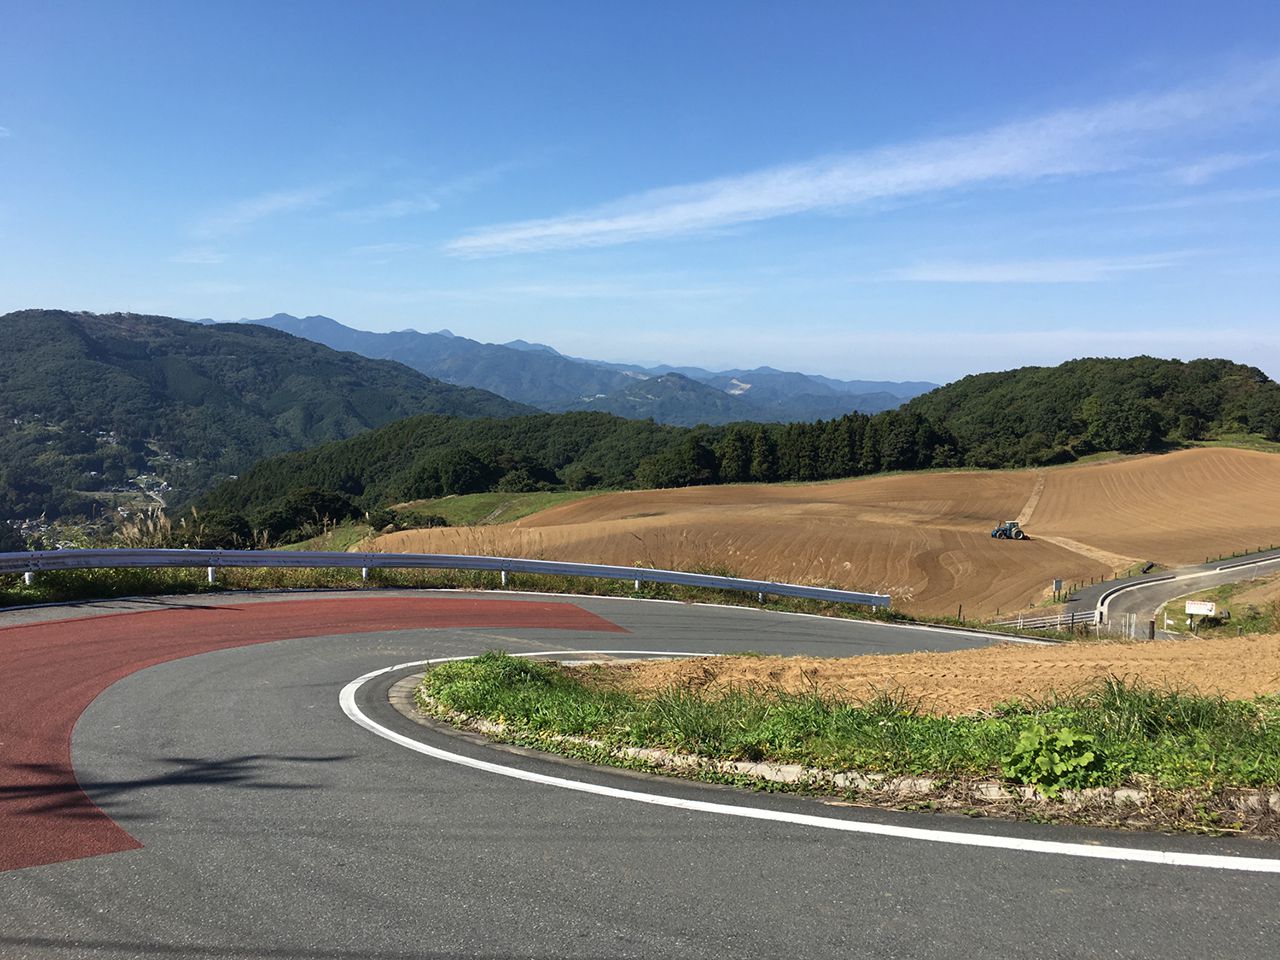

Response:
(1185, 600), (1217, 617)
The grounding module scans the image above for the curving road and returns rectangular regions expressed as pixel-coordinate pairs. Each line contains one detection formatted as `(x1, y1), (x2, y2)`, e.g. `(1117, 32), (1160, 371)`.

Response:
(2, 590), (1279, 959)
(1067, 550), (1280, 638)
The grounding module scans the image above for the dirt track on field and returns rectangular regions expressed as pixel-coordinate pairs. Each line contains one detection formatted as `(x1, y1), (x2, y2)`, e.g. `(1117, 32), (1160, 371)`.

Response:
(577, 634), (1280, 715)
(373, 448), (1280, 618)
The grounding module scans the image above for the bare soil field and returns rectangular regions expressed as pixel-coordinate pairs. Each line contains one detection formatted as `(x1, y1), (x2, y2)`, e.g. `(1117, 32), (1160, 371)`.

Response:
(1026, 447), (1280, 564)
(578, 634), (1280, 715)
(373, 447), (1280, 618)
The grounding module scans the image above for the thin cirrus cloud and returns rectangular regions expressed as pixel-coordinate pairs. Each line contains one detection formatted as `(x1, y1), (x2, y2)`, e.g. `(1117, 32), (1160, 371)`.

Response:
(891, 251), (1196, 284)
(1166, 151), (1274, 185)
(194, 184), (340, 237)
(169, 247), (227, 265)
(1112, 185), (1280, 213)
(0, 126), (10, 138)
(347, 241), (422, 256)
(445, 60), (1280, 257)
(339, 195), (441, 223)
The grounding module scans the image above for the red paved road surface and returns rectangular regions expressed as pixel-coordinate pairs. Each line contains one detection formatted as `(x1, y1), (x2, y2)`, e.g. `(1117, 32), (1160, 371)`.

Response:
(0, 596), (623, 872)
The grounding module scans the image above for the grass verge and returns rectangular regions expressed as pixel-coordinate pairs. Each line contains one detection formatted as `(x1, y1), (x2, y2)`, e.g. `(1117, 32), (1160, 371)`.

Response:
(390, 490), (601, 527)
(1158, 575), (1280, 637)
(415, 652), (1280, 835)
(1191, 433), (1280, 455)
(280, 523), (375, 552)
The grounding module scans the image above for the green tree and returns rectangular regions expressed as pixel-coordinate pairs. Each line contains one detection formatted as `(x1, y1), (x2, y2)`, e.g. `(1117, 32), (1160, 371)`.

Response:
(749, 427), (778, 482)
(715, 428), (752, 483)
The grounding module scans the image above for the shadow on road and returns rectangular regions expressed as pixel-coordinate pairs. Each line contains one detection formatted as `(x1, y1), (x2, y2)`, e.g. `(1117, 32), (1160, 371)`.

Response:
(1, 753), (353, 820)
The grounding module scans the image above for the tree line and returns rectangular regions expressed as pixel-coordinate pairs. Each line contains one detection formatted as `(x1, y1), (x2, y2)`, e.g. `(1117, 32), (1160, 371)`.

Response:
(183, 355), (1280, 547)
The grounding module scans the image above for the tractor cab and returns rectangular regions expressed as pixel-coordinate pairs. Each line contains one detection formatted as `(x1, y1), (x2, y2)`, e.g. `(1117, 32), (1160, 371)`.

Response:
(991, 520), (1027, 540)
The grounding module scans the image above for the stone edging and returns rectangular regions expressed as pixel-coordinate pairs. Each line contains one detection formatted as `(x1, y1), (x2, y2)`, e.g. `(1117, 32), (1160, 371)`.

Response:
(388, 673), (1280, 817)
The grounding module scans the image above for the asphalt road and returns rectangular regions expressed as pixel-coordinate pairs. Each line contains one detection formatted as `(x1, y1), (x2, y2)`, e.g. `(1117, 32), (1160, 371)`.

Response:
(1066, 550), (1280, 638)
(3, 590), (1279, 959)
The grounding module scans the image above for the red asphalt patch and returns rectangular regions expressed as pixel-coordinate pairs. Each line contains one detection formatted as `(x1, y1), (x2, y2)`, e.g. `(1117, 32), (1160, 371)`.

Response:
(0, 596), (624, 872)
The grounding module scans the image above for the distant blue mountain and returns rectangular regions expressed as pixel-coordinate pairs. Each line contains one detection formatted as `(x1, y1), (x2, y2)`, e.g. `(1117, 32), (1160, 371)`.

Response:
(247, 314), (938, 426)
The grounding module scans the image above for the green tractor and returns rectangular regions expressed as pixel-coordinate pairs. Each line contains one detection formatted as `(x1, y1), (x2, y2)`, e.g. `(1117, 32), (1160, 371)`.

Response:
(991, 520), (1028, 540)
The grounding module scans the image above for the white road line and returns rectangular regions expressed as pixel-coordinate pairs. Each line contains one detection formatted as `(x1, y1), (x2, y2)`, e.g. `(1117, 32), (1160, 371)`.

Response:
(1099, 556), (1280, 622)
(340, 652), (1280, 874)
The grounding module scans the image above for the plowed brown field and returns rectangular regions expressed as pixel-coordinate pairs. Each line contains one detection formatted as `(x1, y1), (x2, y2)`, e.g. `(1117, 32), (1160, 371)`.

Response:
(1027, 448), (1280, 564)
(579, 633), (1280, 715)
(373, 447), (1280, 617)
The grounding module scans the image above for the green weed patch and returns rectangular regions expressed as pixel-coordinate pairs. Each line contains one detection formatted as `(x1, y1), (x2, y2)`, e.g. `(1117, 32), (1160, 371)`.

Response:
(418, 653), (1280, 796)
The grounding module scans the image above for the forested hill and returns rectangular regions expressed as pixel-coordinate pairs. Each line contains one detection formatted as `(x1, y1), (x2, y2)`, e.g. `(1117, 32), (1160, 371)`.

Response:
(200, 412), (684, 520)
(251, 313), (926, 424)
(0, 309), (531, 523)
(904, 356), (1280, 466)
(196, 355), (1280, 546)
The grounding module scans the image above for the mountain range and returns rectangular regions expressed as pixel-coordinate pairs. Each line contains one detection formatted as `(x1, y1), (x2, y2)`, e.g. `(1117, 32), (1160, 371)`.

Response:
(0, 309), (529, 524)
(247, 314), (936, 426)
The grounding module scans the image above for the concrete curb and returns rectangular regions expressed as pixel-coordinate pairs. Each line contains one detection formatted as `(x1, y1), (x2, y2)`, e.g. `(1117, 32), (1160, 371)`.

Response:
(391, 672), (1280, 817)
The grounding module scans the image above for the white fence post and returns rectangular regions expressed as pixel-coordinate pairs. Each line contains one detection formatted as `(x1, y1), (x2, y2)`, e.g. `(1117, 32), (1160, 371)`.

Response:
(500, 570), (508, 587)
(207, 566), (217, 585)
(361, 567), (369, 582)
(23, 571), (35, 586)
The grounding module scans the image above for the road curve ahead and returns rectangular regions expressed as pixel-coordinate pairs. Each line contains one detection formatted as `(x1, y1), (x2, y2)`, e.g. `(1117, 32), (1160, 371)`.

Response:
(1067, 550), (1280, 638)
(2, 590), (1279, 959)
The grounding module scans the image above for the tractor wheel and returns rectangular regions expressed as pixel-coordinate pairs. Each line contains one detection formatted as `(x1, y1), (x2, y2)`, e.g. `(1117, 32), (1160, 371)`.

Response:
(995, 530), (1007, 539)
(1013, 529), (1026, 540)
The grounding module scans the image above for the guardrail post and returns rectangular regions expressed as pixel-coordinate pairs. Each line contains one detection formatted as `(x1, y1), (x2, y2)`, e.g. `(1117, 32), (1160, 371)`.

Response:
(23, 571), (35, 586)
(3, 549), (892, 609)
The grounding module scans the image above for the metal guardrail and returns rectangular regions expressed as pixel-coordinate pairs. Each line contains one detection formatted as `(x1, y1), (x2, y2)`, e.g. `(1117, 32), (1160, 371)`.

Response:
(0, 549), (891, 608)
(1095, 573), (1177, 623)
(1217, 553), (1280, 572)
(992, 609), (1097, 631)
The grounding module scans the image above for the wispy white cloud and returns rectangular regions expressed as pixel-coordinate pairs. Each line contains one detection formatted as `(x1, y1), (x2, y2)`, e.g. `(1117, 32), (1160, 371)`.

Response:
(353, 278), (741, 305)
(195, 184), (339, 237)
(340, 161), (519, 223)
(347, 241), (422, 257)
(170, 247), (227, 265)
(0, 126), (10, 138)
(1112, 185), (1280, 213)
(446, 61), (1280, 256)
(340, 195), (440, 223)
(891, 251), (1195, 284)
(1167, 152), (1273, 185)
(491, 280), (739, 300)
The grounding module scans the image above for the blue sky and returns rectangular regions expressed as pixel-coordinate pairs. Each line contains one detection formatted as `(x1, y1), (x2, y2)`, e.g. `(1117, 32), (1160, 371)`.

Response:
(1, 1), (1278, 383)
